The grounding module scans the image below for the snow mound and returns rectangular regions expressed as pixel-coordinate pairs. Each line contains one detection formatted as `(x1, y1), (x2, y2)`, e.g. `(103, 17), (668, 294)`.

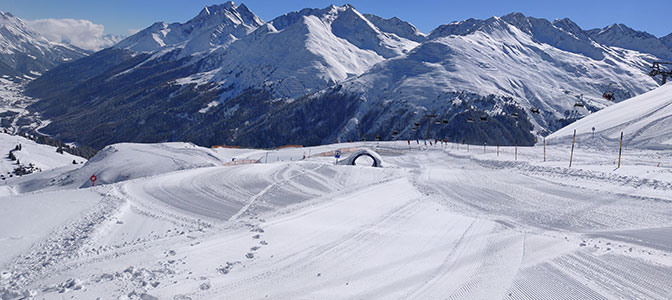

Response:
(73, 143), (234, 187)
(548, 83), (672, 149)
(10, 142), (252, 193)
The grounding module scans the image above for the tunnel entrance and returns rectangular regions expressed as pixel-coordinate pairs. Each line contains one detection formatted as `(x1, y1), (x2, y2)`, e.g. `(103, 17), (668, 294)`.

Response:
(353, 153), (378, 167)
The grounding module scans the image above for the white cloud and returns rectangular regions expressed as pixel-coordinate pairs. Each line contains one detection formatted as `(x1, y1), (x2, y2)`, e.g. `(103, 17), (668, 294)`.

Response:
(25, 18), (125, 51)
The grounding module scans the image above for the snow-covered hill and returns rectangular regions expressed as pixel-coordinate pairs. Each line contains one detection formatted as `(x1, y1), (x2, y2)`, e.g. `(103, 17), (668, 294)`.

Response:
(548, 82), (672, 149)
(4, 142), (263, 195)
(0, 11), (87, 81)
(0, 132), (84, 195)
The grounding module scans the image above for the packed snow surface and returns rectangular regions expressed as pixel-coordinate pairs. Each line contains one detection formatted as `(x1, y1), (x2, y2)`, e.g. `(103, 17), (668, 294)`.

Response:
(1, 138), (671, 299)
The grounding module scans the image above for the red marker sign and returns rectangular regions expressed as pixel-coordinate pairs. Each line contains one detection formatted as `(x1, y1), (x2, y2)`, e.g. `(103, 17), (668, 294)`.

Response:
(90, 174), (97, 186)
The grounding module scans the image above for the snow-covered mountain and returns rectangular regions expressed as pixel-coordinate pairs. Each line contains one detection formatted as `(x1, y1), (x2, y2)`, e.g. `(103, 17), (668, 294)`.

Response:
(100, 33), (125, 49)
(0, 11), (87, 81)
(662, 33), (672, 49)
(586, 24), (672, 61)
(115, 2), (263, 54)
(314, 14), (658, 142)
(200, 4), (421, 101)
(23, 4), (666, 149)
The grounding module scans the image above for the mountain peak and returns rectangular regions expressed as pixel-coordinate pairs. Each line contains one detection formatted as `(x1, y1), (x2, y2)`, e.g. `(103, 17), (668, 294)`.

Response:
(428, 15), (511, 39)
(502, 12), (526, 20)
(363, 13), (426, 42)
(116, 1), (263, 53)
(193, 1), (262, 25)
(587, 23), (672, 60)
(198, 1), (238, 17)
(661, 32), (672, 48)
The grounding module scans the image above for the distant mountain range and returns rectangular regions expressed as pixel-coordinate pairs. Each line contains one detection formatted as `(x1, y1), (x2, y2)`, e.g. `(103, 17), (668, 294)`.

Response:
(5, 2), (671, 148)
(0, 11), (87, 81)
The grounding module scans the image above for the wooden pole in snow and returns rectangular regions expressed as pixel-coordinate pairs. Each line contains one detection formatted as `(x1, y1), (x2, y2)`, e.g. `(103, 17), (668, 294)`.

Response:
(543, 137), (546, 162)
(617, 131), (623, 169)
(569, 130), (576, 168)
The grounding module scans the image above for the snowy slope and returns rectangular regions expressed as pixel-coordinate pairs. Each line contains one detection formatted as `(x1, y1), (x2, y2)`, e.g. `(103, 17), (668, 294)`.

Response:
(1, 141), (671, 299)
(0, 189), (102, 266)
(0, 132), (83, 176)
(548, 82), (672, 149)
(0, 11), (87, 81)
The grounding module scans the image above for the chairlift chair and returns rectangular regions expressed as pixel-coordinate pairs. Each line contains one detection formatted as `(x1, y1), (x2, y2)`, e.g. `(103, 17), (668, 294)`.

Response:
(392, 130), (399, 136)
(480, 115), (488, 122)
(530, 107), (540, 114)
(466, 118), (474, 123)
(602, 91), (615, 101)
(602, 83), (615, 101)
(442, 119), (449, 124)
(510, 112), (519, 118)
(575, 94), (586, 108)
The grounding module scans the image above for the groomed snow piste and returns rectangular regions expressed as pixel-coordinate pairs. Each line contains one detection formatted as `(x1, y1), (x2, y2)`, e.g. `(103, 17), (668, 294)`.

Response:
(1, 135), (671, 299)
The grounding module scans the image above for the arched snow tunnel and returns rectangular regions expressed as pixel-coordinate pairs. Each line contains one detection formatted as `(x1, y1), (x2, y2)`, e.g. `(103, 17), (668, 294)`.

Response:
(338, 149), (383, 168)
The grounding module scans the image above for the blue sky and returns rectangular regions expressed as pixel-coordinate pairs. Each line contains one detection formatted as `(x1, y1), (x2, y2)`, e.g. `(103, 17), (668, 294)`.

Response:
(2, 0), (671, 37)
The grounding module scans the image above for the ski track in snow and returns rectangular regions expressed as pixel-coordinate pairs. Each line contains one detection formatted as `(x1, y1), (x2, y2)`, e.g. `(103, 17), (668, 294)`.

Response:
(1, 142), (671, 299)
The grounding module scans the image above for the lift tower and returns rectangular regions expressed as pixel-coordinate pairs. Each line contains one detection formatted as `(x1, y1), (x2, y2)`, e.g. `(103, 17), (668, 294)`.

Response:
(649, 61), (672, 85)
